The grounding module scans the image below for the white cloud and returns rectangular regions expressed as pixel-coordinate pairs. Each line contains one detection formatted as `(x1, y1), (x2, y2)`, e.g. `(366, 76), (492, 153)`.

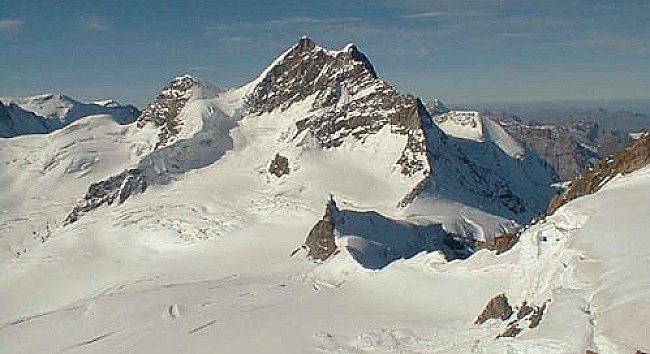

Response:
(562, 35), (650, 53)
(0, 19), (23, 30)
(82, 16), (110, 31)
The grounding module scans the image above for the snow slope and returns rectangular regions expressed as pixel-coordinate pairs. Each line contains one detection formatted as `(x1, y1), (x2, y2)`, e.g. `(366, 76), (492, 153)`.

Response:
(3, 38), (633, 354)
(1, 156), (647, 354)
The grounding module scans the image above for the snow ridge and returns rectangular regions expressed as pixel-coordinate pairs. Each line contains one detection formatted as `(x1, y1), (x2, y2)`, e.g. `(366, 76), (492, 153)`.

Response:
(0, 94), (139, 137)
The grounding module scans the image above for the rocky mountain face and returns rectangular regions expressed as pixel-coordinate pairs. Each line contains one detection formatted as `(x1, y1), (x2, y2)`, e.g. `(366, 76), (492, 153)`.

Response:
(547, 130), (650, 214)
(137, 75), (205, 148)
(63, 38), (557, 242)
(66, 76), (230, 224)
(65, 169), (146, 224)
(304, 197), (339, 261)
(248, 37), (429, 176)
(0, 94), (139, 137)
(482, 112), (634, 181)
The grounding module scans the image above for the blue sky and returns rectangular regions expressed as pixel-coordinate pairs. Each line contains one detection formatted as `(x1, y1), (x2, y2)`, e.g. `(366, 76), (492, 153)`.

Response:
(1, 0), (649, 107)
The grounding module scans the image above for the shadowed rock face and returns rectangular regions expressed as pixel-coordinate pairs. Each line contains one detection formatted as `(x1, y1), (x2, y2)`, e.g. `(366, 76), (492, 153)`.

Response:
(497, 323), (522, 338)
(484, 116), (634, 181)
(305, 198), (338, 261)
(247, 37), (429, 176)
(548, 131), (650, 214)
(269, 153), (290, 177)
(303, 197), (473, 268)
(475, 294), (513, 325)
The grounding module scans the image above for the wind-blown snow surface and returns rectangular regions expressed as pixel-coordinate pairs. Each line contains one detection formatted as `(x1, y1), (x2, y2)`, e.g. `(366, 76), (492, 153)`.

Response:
(1, 161), (648, 353)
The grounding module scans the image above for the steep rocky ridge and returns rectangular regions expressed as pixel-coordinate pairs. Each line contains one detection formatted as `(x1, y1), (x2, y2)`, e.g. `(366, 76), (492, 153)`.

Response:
(137, 75), (222, 149)
(63, 38), (557, 236)
(65, 77), (234, 224)
(247, 37), (429, 176)
(547, 130), (650, 213)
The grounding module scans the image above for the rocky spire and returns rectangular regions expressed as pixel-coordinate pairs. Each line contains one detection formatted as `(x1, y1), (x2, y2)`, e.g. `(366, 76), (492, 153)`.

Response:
(245, 38), (430, 177)
(295, 35), (316, 53)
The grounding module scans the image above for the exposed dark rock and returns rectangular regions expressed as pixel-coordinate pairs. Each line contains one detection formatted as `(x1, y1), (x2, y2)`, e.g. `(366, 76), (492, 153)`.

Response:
(247, 37), (429, 176)
(475, 232), (519, 254)
(496, 323), (522, 338)
(269, 153), (290, 177)
(479, 112), (634, 181)
(137, 75), (198, 149)
(585, 350), (598, 354)
(305, 197), (339, 261)
(475, 294), (513, 324)
(65, 168), (146, 224)
(516, 302), (534, 319)
(548, 131), (650, 214)
(528, 301), (548, 328)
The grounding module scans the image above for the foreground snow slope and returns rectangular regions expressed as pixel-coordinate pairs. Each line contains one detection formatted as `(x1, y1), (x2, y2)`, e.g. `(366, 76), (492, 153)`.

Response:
(1, 157), (647, 354)
(0, 115), (143, 261)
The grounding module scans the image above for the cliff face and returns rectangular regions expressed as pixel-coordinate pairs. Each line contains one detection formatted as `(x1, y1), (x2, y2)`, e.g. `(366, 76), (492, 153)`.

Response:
(488, 115), (633, 181)
(547, 131), (650, 214)
(248, 37), (430, 177)
(305, 198), (339, 261)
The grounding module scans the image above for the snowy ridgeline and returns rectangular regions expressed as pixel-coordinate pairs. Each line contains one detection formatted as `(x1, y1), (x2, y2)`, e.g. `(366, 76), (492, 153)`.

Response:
(0, 94), (140, 138)
(2, 37), (647, 353)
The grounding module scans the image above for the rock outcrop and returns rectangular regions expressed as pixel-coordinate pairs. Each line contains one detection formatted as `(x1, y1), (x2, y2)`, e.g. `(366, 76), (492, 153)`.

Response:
(475, 296), (550, 339)
(474, 232), (519, 254)
(64, 169), (146, 224)
(137, 75), (198, 148)
(475, 294), (513, 325)
(305, 197), (339, 261)
(269, 153), (290, 177)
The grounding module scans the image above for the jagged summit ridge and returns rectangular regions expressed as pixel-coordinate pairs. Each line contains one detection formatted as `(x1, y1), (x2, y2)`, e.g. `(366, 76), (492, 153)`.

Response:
(245, 37), (429, 176)
(61, 37), (555, 232)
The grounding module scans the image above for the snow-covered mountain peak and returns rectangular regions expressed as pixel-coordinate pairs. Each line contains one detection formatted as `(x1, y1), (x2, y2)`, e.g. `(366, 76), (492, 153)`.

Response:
(0, 93), (139, 137)
(242, 38), (428, 177)
(136, 75), (222, 148)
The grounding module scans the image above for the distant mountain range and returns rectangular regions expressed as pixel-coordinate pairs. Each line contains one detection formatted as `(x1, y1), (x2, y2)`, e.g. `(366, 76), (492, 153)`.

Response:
(0, 94), (139, 138)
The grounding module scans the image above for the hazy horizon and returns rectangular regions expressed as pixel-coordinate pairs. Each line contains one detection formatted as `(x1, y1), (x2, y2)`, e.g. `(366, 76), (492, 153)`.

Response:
(2, 0), (649, 107)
